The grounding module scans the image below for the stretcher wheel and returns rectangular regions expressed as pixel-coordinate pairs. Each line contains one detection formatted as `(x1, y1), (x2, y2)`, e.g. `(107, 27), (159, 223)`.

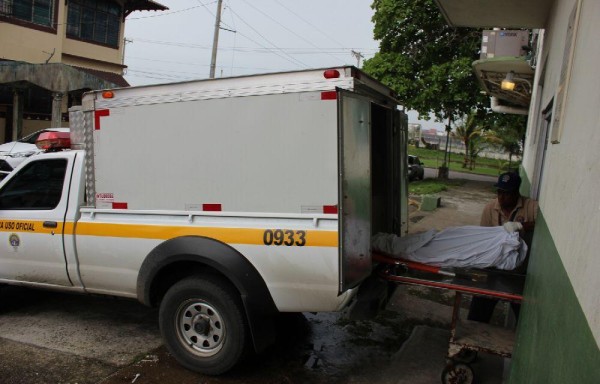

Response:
(441, 363), (474, 384)
(454, 349), (478, 364)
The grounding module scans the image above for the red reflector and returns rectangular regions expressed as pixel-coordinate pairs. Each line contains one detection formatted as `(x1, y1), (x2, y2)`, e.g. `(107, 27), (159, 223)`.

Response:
(36, 131), (71, 150)
(95, 109), (110, 130)
(203, 204), (222, 212)
(112, 202), (128, 209)
(323, 69), (340, 79)
(323, 205), (338, 214)
(321, 91), (337, 100)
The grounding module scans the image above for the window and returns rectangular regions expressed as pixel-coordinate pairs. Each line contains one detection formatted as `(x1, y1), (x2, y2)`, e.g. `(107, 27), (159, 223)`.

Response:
(0, 0), (10, 16)
(0, 0), (55, 27)
(67, 0), (121, 47)
(0, 159), (67, 210)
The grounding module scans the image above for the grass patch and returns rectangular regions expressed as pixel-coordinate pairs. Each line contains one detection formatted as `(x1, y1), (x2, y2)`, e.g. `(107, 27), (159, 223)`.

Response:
(408, 178), (464, 195)
(409, 145), (519, 177)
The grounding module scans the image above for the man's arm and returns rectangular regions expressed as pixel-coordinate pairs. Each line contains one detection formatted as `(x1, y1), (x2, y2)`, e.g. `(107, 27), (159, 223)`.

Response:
(521, 199), (539, 232)
(480, 201), (496, 227)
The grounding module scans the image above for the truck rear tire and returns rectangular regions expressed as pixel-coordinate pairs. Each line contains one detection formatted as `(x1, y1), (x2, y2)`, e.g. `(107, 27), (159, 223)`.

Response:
(159, 275), (248, 375)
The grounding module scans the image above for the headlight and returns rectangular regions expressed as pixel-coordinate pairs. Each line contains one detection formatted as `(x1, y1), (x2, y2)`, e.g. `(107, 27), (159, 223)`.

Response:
(9, 151), (37, 158)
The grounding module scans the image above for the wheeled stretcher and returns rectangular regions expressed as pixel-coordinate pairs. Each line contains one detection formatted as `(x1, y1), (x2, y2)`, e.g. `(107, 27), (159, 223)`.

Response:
(373, 252), (525, 384)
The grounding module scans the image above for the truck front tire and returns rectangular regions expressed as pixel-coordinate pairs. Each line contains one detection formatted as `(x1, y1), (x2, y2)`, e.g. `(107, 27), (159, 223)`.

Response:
(159, 275), (248, 375)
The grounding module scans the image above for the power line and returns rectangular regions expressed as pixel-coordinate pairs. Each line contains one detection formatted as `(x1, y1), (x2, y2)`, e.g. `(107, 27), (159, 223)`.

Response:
(195, 0), (235, 31)
(272, 0), (348, 49)
(126, 69), (193, 81)
(224, 1), (238, 77)
(195, 0), (215, 17)
(127, 38), (211, 49)
(226, 6), (308, 68)
(237, 0), (341, 64)
(127, 56), (273, 71)
(128, 68), (203, 78)
(127, 37), (376, 54)
(125, 64), (306, 82)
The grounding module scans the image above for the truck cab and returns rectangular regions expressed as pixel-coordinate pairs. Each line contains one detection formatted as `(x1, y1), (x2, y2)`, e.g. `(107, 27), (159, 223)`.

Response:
(0, 131), (85, 288)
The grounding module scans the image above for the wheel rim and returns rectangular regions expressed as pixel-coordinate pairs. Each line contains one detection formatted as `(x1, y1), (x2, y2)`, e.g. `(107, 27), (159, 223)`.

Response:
(175, 299), (226, 357)
(443, 363), (474, 384)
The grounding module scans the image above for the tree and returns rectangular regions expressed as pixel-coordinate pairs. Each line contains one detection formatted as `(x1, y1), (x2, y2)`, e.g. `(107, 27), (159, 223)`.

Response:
(363, 0), (487, 123)
(489, 114), (527, 167)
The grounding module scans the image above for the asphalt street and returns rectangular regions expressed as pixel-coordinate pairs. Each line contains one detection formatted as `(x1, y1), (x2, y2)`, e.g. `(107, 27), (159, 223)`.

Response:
(423, 167), (497, 183)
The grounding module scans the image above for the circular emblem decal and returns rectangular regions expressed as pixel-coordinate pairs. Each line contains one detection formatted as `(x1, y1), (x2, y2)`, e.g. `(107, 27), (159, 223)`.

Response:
(9, 233), (20, 247)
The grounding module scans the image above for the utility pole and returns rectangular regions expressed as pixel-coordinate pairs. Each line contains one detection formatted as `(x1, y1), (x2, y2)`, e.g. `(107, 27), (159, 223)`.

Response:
(122, 38), (133, 68)
(351, 50), (364, 68)
(209, 0), (223, 79)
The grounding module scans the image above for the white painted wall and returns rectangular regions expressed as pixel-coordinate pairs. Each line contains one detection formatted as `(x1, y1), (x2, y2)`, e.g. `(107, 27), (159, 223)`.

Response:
(0, 22), (63, 64)
(522, 0), (600, 344)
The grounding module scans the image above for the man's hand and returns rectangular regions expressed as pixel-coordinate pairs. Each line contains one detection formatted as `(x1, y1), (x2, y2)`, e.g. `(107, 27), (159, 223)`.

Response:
(503, 221), (523, 233)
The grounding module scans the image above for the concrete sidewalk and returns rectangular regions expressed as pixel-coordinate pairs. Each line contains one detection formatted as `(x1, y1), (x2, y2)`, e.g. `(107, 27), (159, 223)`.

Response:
(381, 325), (506, 384)
(378, 283), (509, 384)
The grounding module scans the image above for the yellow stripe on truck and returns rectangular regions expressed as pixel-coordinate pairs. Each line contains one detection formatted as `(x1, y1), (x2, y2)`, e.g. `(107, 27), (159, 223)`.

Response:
(0, 220), (61, 235)
(77, 222), (339, 247)
(1, 219), (338, 247)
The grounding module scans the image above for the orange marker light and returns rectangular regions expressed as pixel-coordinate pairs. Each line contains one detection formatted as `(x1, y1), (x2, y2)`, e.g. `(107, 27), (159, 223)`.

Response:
(102, 91), (115, 99)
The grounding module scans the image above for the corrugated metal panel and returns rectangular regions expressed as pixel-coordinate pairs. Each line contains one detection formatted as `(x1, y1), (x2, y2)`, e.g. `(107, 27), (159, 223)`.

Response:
(69, 106), (96, 206)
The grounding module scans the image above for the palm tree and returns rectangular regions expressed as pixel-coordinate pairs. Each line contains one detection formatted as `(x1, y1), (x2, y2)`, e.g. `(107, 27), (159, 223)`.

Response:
(455, 111), (524, 170)
(454, 112), (482, 169)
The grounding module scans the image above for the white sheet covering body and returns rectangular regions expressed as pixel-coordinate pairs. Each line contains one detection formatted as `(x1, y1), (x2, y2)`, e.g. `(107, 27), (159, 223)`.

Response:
(372, 226), (527, 270)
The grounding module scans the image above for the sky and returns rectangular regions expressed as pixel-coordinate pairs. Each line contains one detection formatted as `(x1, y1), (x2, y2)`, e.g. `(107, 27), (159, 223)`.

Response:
(123, 0), (445, 130)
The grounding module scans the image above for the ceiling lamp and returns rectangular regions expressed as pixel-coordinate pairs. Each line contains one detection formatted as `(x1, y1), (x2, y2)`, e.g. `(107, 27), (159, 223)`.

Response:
(501, 71), (516, 91)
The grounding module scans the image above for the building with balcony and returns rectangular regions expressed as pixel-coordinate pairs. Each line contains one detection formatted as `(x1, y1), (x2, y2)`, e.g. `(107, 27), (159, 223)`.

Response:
(0, 0), (167, 143)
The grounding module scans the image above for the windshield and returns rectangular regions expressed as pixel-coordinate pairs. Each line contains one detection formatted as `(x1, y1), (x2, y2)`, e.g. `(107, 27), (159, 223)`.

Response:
(18, 130), (47, 144)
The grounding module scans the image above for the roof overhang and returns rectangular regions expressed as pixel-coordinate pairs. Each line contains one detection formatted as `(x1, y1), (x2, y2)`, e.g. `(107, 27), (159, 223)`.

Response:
(434, 0), (554, 28)
(473, 57), (534, 107)
(124, 0), (168, 17)
(0, 62), (126, 92)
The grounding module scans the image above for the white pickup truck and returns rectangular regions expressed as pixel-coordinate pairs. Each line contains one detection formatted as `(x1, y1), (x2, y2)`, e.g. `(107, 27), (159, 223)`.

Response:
(0, 67), (408, 374)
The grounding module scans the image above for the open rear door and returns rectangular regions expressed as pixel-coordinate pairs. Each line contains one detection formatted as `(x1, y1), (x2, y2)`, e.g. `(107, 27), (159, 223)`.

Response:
(338, 90), (372, 292)
(396, 109), (409, 234)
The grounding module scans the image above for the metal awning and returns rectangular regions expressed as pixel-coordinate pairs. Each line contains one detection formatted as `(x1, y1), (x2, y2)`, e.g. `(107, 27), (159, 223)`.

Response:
(472, 57), (534, 107)
(434, 0), (554, 28)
